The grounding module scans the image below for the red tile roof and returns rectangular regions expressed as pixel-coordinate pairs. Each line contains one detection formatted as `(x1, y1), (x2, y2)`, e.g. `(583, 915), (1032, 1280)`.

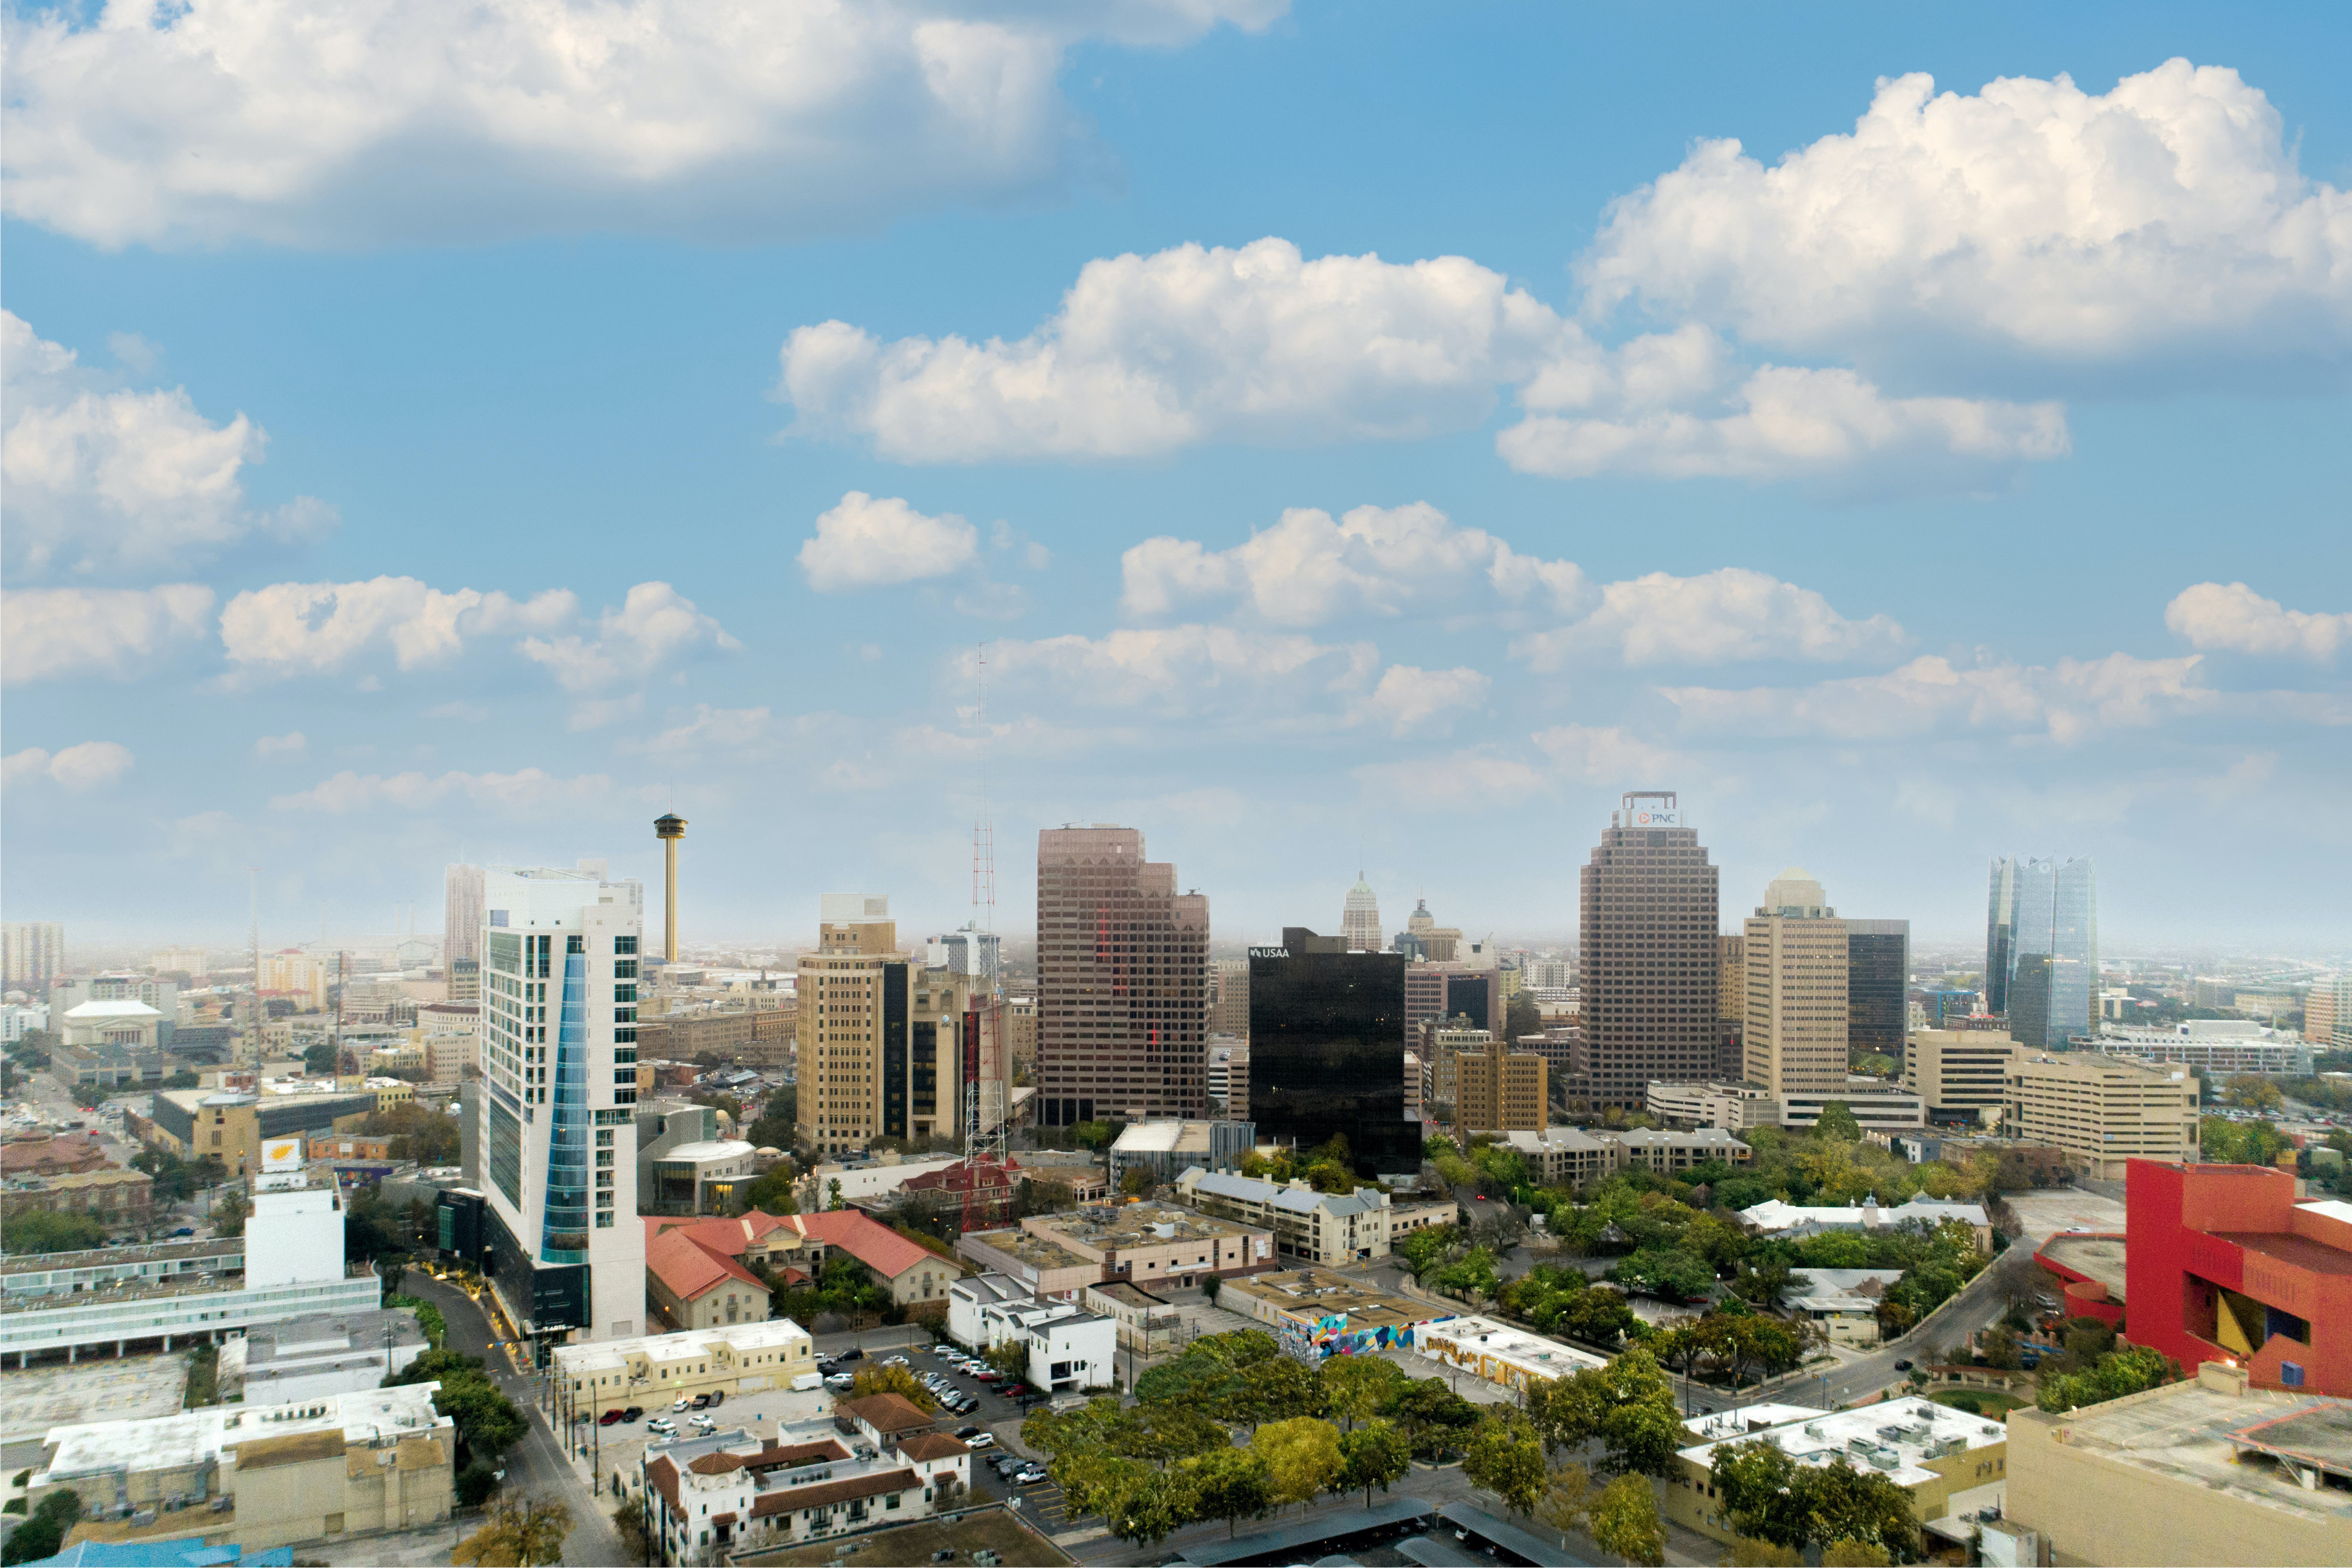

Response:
(687, 1440), (847, 1476)
(747, 1466), (918, 1519)
(786, 1210), (941, 1281)
(646, 1226), (767, 1305)
(895, 1431), (969, 1462)
(834, 1392), (937, 1435)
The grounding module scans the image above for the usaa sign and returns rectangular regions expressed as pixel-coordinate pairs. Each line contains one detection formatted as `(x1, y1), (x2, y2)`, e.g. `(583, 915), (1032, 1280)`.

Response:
(1247, 947), (1290, 959)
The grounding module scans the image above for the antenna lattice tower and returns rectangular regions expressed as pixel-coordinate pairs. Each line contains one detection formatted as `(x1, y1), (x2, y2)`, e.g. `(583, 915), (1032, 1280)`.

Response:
(963, 641), (1010, 1229)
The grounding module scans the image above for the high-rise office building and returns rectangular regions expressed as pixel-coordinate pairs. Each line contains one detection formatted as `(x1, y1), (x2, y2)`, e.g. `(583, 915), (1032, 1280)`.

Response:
(445, 864), (485, 967)
(1341, 875), (1383, 952)
(476, 865), (645, 1348)
(4, 922), (65, 991)
(1250, 927), (1418, 1175)
(1209, 958), (1250, 1037)
(926, 925), (1002, 986)
(1983, 858), (2017, 1017)
(1742, 869), (1848, 1099)
(1847, 918), (1910, 1062)
(796, 894), (907, 1155)
(1579, 792), (1720, 1108)
(1454, 1036), (1548, 1133)
(1995, 856), (2097, 1050)
(1035, 826), (1208, 1126)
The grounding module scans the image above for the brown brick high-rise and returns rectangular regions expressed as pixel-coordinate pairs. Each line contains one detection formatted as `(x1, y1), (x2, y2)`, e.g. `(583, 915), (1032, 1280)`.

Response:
(1578, 791), (1720, 1108)
(1036, 826), (1208, 1126)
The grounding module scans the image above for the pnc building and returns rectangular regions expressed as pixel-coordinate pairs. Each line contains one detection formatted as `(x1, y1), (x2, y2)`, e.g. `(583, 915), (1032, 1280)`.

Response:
(1579, 792), (1721, 1109)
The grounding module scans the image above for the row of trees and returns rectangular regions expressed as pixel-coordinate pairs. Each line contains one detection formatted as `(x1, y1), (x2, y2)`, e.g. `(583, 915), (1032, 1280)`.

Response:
(385, 1348), (529, 1506)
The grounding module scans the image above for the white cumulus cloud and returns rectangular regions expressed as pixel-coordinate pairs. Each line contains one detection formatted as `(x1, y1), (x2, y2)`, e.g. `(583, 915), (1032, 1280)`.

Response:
(2164, 581), (2350, 661)
(270, 767), (640, 815)
(1357, 665), (1491, 735)
(2, 312), (335, 579)
(2, 584), (216, 685)
(2, 741), (136, 791)
(220, 576), (577, 679)
(1514, 567), (1909, 670)
(2, 0), (1285, 249)
(977, 624), (1377, 720)
(782, 238), (2068, 487)
(1579, 59), (2352, 374)
(518, 582), (741, 696)
(799, 492), (979, 591)
(1122, 502), (1591, 626)
(253, 730), (308, 757)
(1659, 651), (2213, 744)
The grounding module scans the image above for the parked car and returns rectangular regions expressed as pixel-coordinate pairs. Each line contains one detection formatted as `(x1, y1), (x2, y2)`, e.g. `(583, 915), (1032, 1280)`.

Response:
(674, 1398), (693, 1411)
(169, 1227), (195, 1238)
(1015, 1466), (1049, 1485)
(622, 1407), (643, 1422)
(1893, 1359), (1914, 1372)
(691, 1394), (711, 1409)
(837, 1348), (864, 1362)
(884, 1355), (908, 1367)
(707, 1389), (724, 1406)
(966, 1432), (996, 1449)
(956, 1426), (984, 1439)
(599, 1409), (623, 1426)
(974, 1369), (1001, 1382)
(647, 1419), (677, 1435)
(825, 1373), (856, 1390)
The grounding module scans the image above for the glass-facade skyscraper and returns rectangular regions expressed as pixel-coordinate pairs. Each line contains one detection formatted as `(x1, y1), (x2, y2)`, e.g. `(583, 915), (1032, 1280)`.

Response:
(1847, 918), (1910, 1063)
(1248, 926), (1418, 1176)
(475, 865), (645, 1352)
(1989, 855), (2097, 1049)
(1984, 858), (2016, 1015)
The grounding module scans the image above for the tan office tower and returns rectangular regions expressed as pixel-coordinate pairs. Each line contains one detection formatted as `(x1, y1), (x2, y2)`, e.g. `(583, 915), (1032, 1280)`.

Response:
(796, 894), (906, 1156)
(1715, 932), (1747, 1080)
(1578, 791), (1720, 1108)
(443, 865), (485, 965)
(1743, 868), (1849, 1098)
(1454, 1036), (1547, 1132)
(1036, 825), (1209, 1127)
(1341, 874), (1383, 952)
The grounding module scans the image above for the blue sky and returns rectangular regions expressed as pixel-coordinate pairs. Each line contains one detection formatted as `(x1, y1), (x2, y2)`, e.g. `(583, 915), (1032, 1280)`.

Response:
(4, 1), (2347, 955)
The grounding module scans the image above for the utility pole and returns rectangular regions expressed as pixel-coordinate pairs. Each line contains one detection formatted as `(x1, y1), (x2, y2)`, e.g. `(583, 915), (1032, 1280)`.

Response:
(248, 868), (263, 1075)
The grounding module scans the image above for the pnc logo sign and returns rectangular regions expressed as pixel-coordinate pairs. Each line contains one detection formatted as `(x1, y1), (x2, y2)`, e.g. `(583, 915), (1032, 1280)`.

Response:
(1634, 810), (1679, 826)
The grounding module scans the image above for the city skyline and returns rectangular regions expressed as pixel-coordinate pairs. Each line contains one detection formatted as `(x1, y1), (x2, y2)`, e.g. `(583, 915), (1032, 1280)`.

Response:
(5, 7), (2348, 954)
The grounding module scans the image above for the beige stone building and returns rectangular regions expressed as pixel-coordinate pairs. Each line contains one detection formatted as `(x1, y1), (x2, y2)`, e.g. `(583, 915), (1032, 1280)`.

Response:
(1661, 1395), (2007, 1551)
(1904, 1028), (2017, 1124)
(1452, 1035), (1546, 1132)
(2001, 1051), (2199, 1179)
(553, 1319), (818, 1419)
(1175, 1171), (1452, 1267)
(796, 896), (905, 1155)
(33, 1385), (453, 1554)
(1743, 869), (1847, 1098)
(2003, 1363), (2350, 1566)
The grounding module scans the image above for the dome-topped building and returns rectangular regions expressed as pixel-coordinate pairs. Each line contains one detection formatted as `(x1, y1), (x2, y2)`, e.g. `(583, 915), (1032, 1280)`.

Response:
(1341, 874), (1382, 952)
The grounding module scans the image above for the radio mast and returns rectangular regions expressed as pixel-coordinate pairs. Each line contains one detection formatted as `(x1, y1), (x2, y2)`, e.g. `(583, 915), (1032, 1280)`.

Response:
(963, 642), (1010, 1230)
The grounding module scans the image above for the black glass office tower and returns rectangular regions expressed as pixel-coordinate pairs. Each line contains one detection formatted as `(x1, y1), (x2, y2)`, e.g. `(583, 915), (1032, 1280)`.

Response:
(1846, 919), (1909, 1062)
(1249, 927), (1418, 1177)
(1989, 855), (2096, 1049)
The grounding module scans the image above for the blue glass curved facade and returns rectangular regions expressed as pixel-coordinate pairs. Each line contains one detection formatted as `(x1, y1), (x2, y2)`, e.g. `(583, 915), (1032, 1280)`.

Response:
(542, 949), (592, 1262)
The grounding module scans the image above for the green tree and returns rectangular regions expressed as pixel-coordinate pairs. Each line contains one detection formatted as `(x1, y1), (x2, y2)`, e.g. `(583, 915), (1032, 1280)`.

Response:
(2036, 1345), (2178, 1413)
(1201, 1272), (1221, 1303)
(1175, 1446), (1274, 1539)
(0, 1489), (83, 1566)
(212, 1189), (250, 1239)
(386, 1350), (526, 1462)
(1529, 1348), (1684, 1477)
(850, 1363), (938, 1410)
(1824, 1542), (1894, 1567)
(1396, 1225), (1458, 1280)
(1589, 1473), (1665, 1566)
(1813, 1101), (1863, 1142)
(739, 1165), (800, 1215)
(0, 1211), (109, 1255)
(451, 1496), (572, 1566)
(303, 1041), (339, 1075)
(1430, 1244), (1501, 1300)
(1218, 1353), (1325, 1431)
(1252, 1416), (1342, 1518)
(1464, 1408), (1548, 1518)
(1385, 1376), (1480, 1460)
(1534, 1461), (1592, 1550)
(1337, 1420), (1412, 1506)
(1322, 1355), (1405, 1430)
(1121, 1164), (1154, 1196)
(1609, 1246), (1716, 1302)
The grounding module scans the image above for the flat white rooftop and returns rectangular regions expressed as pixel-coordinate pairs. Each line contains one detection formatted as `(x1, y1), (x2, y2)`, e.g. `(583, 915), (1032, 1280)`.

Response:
(1675, 1395), (2007, 1487)
(39, 1383), (447, 1479)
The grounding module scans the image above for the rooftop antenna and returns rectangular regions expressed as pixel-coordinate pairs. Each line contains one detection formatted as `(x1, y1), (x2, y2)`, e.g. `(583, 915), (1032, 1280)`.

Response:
(249, 868), (262, 1072)
(972, 641), (995, 937)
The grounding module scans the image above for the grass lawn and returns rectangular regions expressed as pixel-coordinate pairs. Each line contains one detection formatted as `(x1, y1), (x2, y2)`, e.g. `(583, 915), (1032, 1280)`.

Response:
(1930, 1389), (2028, 1417)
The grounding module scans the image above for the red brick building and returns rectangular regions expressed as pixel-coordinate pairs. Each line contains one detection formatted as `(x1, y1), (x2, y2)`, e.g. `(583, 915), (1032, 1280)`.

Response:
(2124, 1160), (2352, 1396)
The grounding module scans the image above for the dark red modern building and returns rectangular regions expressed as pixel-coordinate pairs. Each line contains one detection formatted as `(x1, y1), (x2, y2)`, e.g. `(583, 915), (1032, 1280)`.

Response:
(2124, 1160), (2352, 1396)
